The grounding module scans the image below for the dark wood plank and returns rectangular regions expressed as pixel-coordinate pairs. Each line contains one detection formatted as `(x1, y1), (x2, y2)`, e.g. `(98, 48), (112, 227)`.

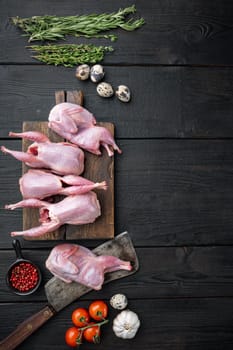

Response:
(2, 246), (233, 302)
(115, 139), (233, 246)
(2, 0), (233, 65)
(3, 138), (233, 246)
(3, 2), (233, 350)
(2, 65), (233, 139)
(1, 298), (233, 349)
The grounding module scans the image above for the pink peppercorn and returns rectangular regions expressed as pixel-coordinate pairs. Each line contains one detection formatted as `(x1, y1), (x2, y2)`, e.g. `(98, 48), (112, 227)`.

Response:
(10, 262), (39, 292)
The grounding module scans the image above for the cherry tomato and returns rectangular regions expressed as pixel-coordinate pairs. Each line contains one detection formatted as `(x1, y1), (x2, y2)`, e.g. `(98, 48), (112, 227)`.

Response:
(88, 300), (108, 321)
(65, 327), (82, 347)
(83, 323), (101, 343)
(72, 307), (90, 327)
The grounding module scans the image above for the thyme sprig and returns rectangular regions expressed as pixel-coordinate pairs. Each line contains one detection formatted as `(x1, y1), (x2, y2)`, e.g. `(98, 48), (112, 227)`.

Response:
(12, 5), (145, 42)
(28, 44), (114, 67)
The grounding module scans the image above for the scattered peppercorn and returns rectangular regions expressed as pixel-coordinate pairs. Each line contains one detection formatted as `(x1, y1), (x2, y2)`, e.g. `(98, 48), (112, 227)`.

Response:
(9, 262), (39, 292)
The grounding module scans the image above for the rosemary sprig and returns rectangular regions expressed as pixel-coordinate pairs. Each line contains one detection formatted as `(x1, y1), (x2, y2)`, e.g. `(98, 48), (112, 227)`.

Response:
(11, 5), (145, 42)
(28, 44), (114, 67)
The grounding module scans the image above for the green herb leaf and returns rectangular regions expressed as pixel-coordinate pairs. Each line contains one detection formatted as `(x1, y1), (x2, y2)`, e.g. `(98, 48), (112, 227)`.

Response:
(12, 5), (145, 42)
(28, 44), (114, 67)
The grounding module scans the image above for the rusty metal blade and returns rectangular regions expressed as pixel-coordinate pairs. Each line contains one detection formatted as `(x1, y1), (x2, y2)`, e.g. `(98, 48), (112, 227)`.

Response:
(45, 231), (139, 312)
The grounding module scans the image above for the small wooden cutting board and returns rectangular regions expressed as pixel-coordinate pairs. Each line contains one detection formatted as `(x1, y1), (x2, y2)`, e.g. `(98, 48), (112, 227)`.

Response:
(22, 90), (114, 240)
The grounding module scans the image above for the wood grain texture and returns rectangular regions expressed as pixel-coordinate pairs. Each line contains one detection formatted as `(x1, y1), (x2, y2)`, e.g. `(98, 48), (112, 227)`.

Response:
(0, 232), (137, 349)
(45, 232), (138, 312)
(1, 298), (233, 349)
(115, 139), (233, 246)
(1, 0), (233, 65)
(1, 1), (233, 349)
(0, 305), (55, 350)
(22, 91), (114, 240)
(2, 246), (233, 302)
(2, 138), (233, 246)
(2, 66), (233, 139)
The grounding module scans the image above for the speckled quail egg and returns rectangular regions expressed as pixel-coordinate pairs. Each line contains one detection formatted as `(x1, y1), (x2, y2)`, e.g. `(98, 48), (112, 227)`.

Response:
(110, 293), (128, 310)
(75, 64), (90, 80)
(97, 82), (114, 98)
(115, 85), (131, 102)
(90, 64), (105, 83)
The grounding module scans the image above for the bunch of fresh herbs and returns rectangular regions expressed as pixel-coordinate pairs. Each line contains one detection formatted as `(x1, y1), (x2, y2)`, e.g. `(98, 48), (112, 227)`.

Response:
(28, 44), (114, 67)
(12, 5), (145, 67)
(12, 5), (145, 42)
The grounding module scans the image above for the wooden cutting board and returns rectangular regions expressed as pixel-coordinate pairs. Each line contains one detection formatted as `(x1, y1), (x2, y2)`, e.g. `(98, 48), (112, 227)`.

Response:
(22, 90), (114, 240)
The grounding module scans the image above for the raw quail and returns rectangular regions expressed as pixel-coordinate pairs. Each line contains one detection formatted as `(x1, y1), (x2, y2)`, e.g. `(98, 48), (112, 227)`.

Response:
(1, 131), (84, 175)
(5, 192), (101, 238)
(69, 125), (122, 157)
(20, 169), (107, 199)
(48, 103), (121, 157)
(48, 102), (96, 133)
(45, 243), (132, 290)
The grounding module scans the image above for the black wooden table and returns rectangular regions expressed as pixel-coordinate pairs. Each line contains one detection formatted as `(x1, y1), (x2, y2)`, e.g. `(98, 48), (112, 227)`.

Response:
(1, 0), (233, 349)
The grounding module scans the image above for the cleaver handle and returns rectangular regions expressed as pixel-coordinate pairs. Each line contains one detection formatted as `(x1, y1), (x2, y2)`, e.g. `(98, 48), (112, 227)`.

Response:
(0, 305), (55, 350)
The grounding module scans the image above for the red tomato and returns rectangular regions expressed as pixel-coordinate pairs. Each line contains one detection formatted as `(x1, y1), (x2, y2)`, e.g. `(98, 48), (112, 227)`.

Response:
(65, 327), (82, 347)
(72, 307), (90, 327)
(83, 323), (101, 343)
(88, 300), (108, 321)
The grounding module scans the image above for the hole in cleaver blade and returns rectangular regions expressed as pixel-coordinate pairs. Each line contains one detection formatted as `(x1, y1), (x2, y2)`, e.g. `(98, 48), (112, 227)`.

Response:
(45, 231), (139, 312)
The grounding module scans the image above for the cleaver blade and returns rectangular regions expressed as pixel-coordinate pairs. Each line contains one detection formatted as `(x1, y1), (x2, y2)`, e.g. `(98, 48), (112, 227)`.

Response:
(0, 231), (139, 350)
(45, 231), (139, 311)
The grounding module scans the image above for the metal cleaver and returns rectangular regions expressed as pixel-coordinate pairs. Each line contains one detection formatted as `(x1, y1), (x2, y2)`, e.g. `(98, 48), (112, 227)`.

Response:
(0, 231), (139, 350)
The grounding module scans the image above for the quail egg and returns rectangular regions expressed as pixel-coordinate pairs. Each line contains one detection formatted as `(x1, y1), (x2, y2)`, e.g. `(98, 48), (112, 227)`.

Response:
(75, 64), (90, 80)
(97, 82), (114, 98)
(90, 64), (105, 83)
(115, 85), (131, 102)
(110, 293), (128, 310)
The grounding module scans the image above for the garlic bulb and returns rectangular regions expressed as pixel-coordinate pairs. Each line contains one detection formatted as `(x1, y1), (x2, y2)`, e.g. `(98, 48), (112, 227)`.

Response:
(110, 293), (128, 310)
(113, 309), (140, 339)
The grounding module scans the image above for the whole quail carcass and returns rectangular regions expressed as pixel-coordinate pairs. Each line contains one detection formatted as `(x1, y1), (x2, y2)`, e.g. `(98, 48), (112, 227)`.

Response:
(5, 192), (101, 238)
(20, 169), (107, 199)
(45, 243), (132, 290)
(48, 102), (96, 131)
(1, 131), (84, 175)
(48, 102), (122, 157)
